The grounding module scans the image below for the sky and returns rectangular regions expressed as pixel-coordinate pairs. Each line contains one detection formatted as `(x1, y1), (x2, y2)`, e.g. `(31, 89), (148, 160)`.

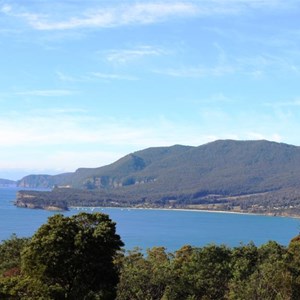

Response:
(1, 0), (300, 180)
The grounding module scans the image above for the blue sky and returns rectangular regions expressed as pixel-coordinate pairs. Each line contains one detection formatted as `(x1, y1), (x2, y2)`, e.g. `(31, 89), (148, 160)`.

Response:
(1, 0), (300, 180)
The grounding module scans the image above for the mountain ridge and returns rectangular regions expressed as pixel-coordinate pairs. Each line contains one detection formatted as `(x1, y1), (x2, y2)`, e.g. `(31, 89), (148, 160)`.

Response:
(13, 139), (300, 216)
(16, 139), (300, 193)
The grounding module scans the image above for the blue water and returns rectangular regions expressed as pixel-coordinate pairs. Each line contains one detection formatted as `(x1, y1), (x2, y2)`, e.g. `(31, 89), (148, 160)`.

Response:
(0, 187), (299, 252)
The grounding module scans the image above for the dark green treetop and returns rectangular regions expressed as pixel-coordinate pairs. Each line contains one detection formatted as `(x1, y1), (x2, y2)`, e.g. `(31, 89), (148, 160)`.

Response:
(21, 212), (124, 299)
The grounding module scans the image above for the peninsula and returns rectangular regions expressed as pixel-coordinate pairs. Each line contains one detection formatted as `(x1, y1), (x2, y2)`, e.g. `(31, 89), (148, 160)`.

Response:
(14, 140), (300, 217)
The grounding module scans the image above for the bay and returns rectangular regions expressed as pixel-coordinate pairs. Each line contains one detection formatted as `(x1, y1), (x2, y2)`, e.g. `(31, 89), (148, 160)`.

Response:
(0, 187), (299, 252)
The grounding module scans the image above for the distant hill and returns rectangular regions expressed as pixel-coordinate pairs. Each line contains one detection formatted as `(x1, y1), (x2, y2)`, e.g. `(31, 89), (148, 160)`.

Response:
(0, 178), (16, 187)
(17, 144), (192, 189)
(15, 140), (300, 216)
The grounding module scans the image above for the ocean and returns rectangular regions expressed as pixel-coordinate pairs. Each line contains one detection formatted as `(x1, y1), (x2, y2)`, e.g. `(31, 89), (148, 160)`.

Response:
(0, 187), (299, 252)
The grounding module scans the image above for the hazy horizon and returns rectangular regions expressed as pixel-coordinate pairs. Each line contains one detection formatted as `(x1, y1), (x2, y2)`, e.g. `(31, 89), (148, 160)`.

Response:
(2, 138), (299, 181)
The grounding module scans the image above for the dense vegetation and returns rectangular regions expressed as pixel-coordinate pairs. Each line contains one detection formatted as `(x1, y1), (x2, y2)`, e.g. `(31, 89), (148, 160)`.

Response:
(1, 212), (300, 299)
(0, 213), (123, 299)
(14, 140), (300, 216)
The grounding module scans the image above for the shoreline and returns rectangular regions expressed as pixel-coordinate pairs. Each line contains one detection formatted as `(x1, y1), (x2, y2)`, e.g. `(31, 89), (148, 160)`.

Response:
(69, 206), (300, 219)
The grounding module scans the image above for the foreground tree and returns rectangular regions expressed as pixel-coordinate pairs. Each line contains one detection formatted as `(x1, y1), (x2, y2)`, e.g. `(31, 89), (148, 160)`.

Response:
(0, 235), (30, 299)
(117, 244), (232, 300)
(0, 234), (29, 277)
(4, 216), (300, 299)
(229, 241), (292, 299)
(177, 244), (232, 299)
(286, 235), (300, 299)
(117, 247), (172, 300)
(21, 212), (124, 299)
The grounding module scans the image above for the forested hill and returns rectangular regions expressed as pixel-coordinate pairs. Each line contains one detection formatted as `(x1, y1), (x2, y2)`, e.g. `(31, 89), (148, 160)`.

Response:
(15, 140), (300, 216)
(17, 139), (300, 193)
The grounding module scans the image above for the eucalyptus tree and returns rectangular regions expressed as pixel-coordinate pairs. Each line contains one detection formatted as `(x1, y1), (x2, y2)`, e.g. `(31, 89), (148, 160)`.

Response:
(21, 212), (124, 299)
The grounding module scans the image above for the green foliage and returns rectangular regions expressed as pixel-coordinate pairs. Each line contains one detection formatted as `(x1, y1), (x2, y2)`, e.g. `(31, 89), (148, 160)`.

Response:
(3, 217), (300, 299)
(21, 212), (124, 299)
(117, 244), (232, 300)
(0, 235), (34, 299)
(286, 235), (300, 299)
(117, 247), (173, 300)
(16, 140), (300, 217)
(117, 239), (300, 300)
(229, 241), (292, 299)
(175, 245), (232, 299)
(0, 234), (29, 276)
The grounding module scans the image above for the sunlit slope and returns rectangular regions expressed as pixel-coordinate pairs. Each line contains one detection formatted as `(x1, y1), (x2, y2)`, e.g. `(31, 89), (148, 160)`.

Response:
(18, 140), (300, 196)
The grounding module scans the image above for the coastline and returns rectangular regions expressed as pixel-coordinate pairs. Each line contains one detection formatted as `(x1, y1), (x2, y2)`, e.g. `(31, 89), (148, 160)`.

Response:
(69, 206), (300, 219)
(15, 188), (300, 220)
(2, 188), (299, 251)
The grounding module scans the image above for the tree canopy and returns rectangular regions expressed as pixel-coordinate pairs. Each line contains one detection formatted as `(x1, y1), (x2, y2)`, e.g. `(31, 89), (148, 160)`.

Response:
(1, 213), (300, 299)
(23, 212), (124, 299)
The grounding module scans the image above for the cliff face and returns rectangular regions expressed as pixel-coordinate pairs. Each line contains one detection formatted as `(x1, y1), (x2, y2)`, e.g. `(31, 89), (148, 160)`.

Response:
(15, 191), (68, 211)
(17, 175), (52, 188)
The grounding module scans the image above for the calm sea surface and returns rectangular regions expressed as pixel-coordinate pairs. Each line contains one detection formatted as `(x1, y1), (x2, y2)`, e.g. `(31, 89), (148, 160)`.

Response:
(0, 187), (299, 252)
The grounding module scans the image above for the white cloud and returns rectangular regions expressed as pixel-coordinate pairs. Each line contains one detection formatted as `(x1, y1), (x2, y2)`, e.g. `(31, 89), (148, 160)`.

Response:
(155, 64), (235, 78)
(236, 54), (299, 76)
(0, 108), (236, 151)
(156, 50), (300, 79)
(191, 93), (235, 105)
(264, 98), (300, 108)
(90, 72), (138, 81)
(0, 110), (149, 147)
(56, 71), (138, 82)
(0, 107), (296, 176)
(2, 2), (197, 31)
(56, 71), (88, 82)
(15, 89), (76, 97)
(118, 2), (197, 25)
(105, 46), (168, 64)
(207, 0), (295, 12)
(1, 4), (12, 14)
(3, 0), (291, 32)
(246, 132), (282, 142)
(0, 107), (285, 152)
(0, 150), (123, 172)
